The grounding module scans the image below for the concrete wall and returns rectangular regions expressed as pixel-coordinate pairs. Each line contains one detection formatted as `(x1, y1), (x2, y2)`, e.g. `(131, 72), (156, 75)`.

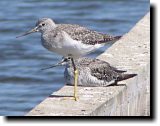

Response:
(27, 12), (150, 116)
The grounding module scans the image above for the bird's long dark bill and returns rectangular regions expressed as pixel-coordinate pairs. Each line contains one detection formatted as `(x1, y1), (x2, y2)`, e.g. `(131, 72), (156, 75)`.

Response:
(41, 61), (65, 70)
(16, 27), (38, 38)
(41, 64), (60, 70)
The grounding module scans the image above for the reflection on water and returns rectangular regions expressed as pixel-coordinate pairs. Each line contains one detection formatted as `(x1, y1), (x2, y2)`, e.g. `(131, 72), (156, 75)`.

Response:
(0, 0), (149, 115)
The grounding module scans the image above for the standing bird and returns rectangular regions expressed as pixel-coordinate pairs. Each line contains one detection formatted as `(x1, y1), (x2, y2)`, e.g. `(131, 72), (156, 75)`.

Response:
(16, 18), (121, 100)
(43, 57), (137, 87)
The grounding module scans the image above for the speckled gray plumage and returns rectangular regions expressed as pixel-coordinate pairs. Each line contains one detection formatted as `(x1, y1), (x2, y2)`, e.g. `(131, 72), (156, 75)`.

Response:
(64, 57), (137, 87)
(37, 18), (121, 45)
(55, 24), (121, 45)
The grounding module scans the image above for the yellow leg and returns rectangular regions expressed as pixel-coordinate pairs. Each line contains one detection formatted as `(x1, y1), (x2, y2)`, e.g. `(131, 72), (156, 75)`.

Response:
(74, 69), (78, 101)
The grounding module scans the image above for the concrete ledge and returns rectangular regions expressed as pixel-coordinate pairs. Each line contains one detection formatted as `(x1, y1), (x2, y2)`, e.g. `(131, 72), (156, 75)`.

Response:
(27, 12), (150, 116)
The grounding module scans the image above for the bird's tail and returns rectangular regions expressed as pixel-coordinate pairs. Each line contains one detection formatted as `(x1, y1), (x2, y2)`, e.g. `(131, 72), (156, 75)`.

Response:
(109, 35), (122, 43)
(99, 35), (122, 44)
(117, 73), (137, 81)
(113, 35), (122, 41)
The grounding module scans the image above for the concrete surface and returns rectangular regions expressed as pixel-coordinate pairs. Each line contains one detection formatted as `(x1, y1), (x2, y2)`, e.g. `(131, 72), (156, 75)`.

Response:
(27, 12), (150, 116)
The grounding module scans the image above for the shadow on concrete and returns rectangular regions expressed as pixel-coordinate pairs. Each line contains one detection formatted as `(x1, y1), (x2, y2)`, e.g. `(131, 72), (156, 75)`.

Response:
(49, 94), (73, 98)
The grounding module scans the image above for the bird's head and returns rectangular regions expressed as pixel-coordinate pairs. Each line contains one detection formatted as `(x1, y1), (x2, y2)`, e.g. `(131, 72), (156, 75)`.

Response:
(16, 18), (56, 38)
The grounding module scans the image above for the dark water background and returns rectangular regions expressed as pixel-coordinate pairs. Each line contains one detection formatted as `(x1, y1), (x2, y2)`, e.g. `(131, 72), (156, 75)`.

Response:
(0, 0), (149, 116)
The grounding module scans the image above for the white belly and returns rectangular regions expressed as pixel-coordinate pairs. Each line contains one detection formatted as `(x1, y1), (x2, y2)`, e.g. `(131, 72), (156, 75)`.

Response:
(42, 31), (104, 58)
(51, 41), (103, 58)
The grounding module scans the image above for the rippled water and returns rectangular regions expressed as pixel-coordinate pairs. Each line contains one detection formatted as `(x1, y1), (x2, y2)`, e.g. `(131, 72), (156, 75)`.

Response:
(0, 0), (149, 116)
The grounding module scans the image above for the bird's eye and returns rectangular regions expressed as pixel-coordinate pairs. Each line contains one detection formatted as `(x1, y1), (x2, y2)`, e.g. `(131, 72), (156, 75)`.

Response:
(42, 23), (45, 26)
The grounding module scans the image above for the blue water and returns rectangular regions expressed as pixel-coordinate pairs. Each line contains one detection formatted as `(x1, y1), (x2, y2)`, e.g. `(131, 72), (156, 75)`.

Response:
(0, 0), (149, 116)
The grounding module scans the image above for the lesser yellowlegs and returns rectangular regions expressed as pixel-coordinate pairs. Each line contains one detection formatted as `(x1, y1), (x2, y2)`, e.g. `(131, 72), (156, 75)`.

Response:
(43, 57), (137, 87)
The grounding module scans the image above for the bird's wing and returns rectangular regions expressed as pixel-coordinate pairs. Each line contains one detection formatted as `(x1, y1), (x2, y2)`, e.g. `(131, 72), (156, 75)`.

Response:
(56, 24), (120, 45)
(89, 59), (120, 82)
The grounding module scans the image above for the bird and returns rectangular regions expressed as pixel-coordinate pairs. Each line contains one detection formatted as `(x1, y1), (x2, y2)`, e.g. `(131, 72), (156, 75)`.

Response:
(16, 18), (122, 100)
(42, 57), (137, 87)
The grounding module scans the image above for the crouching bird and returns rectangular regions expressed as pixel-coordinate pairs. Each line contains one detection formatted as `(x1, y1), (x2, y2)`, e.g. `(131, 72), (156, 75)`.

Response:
(42, 57), (137, 89)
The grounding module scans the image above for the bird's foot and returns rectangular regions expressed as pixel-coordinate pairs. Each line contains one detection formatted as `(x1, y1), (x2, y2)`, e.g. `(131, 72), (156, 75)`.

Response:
(62, 96), (79, 101)
(74, 95), (79, 101)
